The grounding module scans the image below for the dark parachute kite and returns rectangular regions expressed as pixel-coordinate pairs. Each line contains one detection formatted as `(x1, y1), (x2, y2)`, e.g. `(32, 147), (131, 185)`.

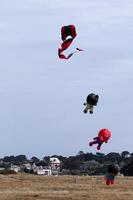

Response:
(108, 164), (120, 174)
(105, 164), (120, 185)
(58, 25), (83, 60)
(83, 93), (99, 114)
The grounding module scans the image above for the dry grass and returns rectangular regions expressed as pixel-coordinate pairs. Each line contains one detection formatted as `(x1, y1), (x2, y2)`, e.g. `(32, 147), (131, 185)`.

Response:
(0, 174), (132, 200)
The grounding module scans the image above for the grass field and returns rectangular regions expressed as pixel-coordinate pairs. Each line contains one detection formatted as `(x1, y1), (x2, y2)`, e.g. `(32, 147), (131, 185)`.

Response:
(0, 174), (133, 200)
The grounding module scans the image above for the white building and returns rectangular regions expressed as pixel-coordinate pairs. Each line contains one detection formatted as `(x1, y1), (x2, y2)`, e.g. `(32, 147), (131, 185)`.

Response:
(36, 169), (52, 176)
(49, 157), (61, 176)
(50, 157), (61, 169)
(10, 164), (21, 173)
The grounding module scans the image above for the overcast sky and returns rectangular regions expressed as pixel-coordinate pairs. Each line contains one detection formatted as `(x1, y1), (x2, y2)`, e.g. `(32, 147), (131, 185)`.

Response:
(0, 0), (133, 158)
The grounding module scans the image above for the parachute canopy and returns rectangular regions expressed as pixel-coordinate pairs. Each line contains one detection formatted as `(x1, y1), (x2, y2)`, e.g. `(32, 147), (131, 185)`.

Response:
(58, 25), (83, 60)
(86, 93), (99, 106)
(108, 164), (120, 174)
(98, 128), (111, 142)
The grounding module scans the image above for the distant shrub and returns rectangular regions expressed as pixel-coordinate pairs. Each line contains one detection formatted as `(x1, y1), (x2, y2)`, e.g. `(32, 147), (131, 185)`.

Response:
(71, 170), (81, 175)
(0, 170), (17, 175)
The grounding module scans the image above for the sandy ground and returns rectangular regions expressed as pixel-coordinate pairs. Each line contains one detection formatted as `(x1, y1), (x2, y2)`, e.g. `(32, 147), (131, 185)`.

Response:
(0, 173), (132, 200)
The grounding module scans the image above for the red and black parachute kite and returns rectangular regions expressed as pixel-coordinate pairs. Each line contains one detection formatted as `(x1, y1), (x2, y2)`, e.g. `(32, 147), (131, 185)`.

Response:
(58, 25), (83, 60)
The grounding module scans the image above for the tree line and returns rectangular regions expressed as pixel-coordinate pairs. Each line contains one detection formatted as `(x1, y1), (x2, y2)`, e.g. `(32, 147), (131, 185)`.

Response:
(0, 151), (133, 176)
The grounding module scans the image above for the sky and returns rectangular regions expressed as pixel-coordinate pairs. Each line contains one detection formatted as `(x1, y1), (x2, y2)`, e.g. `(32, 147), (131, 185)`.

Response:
(0, 0), (133, 159)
